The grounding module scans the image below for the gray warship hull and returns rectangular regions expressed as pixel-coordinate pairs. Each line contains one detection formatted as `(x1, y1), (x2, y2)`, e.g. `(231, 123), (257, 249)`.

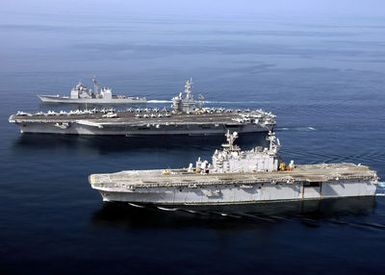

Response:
(38, 95), (147, 104)
(9, 109), (275, 136)
(89, 163), (378, 205)
(16, 123), (268, 136)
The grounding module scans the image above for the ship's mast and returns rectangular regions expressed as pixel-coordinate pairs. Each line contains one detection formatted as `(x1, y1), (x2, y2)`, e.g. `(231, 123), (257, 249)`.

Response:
(184, 78), (193, 100)
(92, 77), (100, 95)
(266, 131), (280, 154)
(222, 130), (240, 151)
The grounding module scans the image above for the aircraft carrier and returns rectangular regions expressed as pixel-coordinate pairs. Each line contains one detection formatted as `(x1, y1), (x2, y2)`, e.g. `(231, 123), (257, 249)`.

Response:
(9, 79), (276, 136)
(89, 131), (379, 205)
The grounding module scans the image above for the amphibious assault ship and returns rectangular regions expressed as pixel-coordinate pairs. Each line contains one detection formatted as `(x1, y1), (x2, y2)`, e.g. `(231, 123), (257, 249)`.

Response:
(9, 79), (275, 136)
(89, 131), (379, 205)
(38, 78), (147, 104)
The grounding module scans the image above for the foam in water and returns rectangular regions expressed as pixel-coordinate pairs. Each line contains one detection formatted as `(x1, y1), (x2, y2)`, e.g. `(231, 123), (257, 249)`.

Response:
(378, 182), (385, 188)
(277, 127), (317, 131)
(147, 100), (172, 103)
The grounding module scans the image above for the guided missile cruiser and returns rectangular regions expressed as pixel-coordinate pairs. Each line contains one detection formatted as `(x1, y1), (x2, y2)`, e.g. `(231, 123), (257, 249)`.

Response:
(38, 78), (147, 104)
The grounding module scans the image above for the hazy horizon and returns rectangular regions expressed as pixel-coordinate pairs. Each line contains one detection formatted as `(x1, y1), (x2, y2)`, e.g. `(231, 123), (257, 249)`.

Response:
(2, 0), (385, 18)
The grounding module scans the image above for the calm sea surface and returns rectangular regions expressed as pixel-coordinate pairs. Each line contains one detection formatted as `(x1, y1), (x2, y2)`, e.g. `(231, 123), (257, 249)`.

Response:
(1, 11), (385, 274)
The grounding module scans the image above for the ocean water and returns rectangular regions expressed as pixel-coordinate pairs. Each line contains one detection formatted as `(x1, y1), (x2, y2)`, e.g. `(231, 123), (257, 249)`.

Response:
(1, 10), (385, 274)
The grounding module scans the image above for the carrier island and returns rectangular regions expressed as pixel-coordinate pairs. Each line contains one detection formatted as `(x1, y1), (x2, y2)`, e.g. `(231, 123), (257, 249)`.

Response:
(9, 79), (275, 136)
(89, 131), (379, 205)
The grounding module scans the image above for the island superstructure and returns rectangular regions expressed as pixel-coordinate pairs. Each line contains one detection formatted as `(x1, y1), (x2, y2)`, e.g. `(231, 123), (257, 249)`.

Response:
(38, 78), (147, 104)
(9, 79), (276, 136)
(89, 131), (378, 205)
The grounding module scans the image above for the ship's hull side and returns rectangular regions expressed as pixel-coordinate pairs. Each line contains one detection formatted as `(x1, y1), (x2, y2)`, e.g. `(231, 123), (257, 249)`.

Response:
(96, 180), (377, 205)
(38, 95), (147, 104)
(18, 122), (272, 135)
